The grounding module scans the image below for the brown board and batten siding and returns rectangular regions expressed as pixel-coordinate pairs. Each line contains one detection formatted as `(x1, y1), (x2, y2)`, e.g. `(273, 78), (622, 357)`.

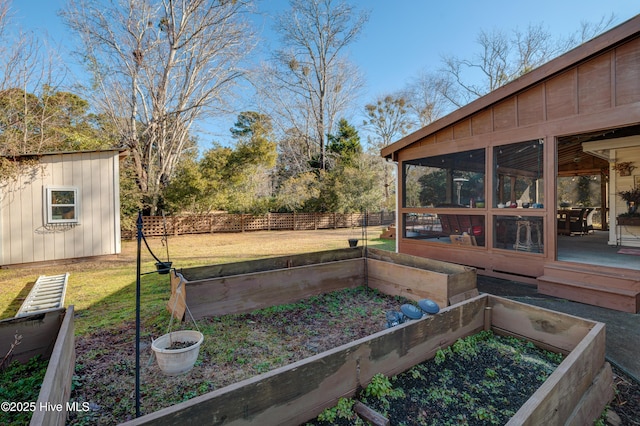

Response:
(382, 15), (640, 310)
(0, 150), (122, 266)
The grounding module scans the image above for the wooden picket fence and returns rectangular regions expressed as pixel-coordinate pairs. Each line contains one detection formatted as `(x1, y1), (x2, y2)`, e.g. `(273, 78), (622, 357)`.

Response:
(124, 211), (395, 239)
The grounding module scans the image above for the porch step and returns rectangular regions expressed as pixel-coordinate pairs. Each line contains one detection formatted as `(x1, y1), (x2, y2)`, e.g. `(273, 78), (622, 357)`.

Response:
(16, 273), (69, 317)
(538, 265), (640, 313)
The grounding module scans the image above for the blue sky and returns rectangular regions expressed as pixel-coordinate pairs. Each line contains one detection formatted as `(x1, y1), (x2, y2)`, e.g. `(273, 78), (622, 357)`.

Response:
(11, 0), (640, 148)
(252, 1), (639, 99)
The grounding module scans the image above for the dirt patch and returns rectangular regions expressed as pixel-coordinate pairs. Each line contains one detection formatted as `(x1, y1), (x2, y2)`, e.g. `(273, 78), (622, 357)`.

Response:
(67, 286), (640, 425)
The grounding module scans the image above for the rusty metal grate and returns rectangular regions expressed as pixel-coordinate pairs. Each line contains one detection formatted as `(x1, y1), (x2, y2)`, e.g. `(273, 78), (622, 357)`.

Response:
(16, 273), (69, 317)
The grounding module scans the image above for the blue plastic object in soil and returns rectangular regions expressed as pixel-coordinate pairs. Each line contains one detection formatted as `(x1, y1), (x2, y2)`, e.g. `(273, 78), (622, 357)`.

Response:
(418, 298), (440, 314)
(401, 304), (423, 320)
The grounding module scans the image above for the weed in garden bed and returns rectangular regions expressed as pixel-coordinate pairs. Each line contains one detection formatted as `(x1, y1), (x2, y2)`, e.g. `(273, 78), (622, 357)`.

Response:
(307, 331), (564, 426)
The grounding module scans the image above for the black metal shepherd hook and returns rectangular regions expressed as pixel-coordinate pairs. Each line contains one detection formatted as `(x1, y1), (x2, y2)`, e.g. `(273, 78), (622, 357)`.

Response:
(134, 212), (174, 418)
(135, 212), (143, 418)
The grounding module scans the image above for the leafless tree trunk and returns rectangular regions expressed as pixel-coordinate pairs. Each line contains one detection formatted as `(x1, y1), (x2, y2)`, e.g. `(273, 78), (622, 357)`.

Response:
(259, 0), (368, 171)
(63, 0), (255, 213)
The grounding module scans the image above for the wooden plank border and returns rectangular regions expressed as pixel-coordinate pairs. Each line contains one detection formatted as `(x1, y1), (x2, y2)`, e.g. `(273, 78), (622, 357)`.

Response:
(169, 248), (477, 320)
(170, 258), (365, 319)
(178, 247), (364, 281)
(0, 308), (66, 364)
(367, 258), (474, 308)
(31, 306), (76, 426)
(507, 322), (609, 425)
(489, 296), (596, 353)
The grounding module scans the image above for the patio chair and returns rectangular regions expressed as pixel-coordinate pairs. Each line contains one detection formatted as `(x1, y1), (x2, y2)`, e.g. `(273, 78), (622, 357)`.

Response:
(568, 208), (588, 236)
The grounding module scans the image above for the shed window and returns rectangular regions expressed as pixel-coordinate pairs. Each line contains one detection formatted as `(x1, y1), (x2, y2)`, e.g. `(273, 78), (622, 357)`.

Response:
(46, 187), (79, 223)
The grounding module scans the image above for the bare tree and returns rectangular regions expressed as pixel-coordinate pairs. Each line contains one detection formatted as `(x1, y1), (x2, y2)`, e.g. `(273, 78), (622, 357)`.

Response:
(363, 93), (413, 149)
(363, 93), (412, 203)
(259, 0), (368, 170)
(438, 17), (617, 109)
(404, 70), (449, 127)
(63, 0), (255, 213)
(0, 0), (81, 192)
(568, 13), (617, 47)
(439, 27), (519, 108)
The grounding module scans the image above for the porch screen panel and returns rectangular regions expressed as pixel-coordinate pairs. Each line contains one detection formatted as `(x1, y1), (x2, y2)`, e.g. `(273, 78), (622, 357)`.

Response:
(494, 140), (544, 208)
(494, 215), (544, 253)
(403, 148), (485, 208)
(404, 212), (485, 246)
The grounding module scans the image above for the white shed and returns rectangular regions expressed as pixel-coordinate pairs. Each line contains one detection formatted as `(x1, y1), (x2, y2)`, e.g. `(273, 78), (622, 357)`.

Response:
(0, 149), (125, 266)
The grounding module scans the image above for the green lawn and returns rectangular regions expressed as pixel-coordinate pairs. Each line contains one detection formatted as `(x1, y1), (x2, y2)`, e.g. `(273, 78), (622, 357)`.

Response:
(0, 227), (395, 336)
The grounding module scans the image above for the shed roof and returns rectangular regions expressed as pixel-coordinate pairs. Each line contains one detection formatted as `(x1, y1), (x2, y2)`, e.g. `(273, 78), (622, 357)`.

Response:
(381, 14), (640, 160)
(1, 148), (128, 160)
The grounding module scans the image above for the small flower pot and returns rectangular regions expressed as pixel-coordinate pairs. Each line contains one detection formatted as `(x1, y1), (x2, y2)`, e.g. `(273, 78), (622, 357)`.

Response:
(155, 261), (172, 274)
(152, 330), (204, 376)
(619, 168), (632, 176)
(348, 238), (358, 248)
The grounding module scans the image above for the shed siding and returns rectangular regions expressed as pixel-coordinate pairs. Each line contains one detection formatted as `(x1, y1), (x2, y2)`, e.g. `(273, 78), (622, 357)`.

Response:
(0, 151), (121, 266)
(436, 126), (453, 143)
(471, 109), (493, 135)
(453, 119), (472, 139)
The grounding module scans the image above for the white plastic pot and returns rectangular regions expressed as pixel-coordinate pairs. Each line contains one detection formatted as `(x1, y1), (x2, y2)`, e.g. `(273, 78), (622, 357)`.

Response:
(151, 330), (204, 376)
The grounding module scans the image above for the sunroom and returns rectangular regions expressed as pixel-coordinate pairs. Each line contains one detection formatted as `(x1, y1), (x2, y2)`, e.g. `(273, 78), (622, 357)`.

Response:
(382, 15), (640, 313)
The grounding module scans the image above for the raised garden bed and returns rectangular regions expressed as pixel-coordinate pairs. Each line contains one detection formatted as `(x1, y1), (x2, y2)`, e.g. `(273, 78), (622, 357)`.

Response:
(167, 247), (477, 320)
(0, 306), (75, 426)
(120, 294), (612, 425)
(307, 330), (565, 425)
